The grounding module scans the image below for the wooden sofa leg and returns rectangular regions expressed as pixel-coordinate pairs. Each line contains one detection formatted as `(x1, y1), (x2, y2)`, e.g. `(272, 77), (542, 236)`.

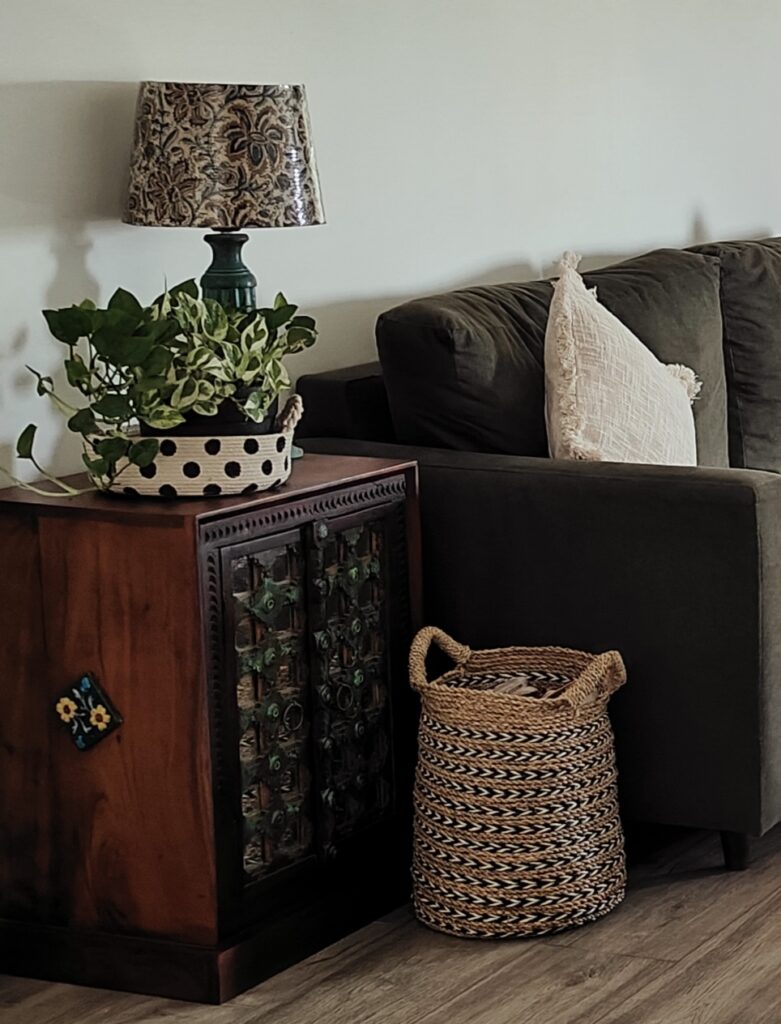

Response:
(720, 830), (750, 871)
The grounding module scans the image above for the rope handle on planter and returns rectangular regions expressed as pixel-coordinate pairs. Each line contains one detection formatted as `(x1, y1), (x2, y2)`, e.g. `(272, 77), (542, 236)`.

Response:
(276, 394), (304, 434)
(409, 626), (472, 690)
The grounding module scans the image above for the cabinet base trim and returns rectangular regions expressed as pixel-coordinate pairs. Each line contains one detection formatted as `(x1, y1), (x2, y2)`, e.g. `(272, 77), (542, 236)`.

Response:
(0, 885), (408, 1004)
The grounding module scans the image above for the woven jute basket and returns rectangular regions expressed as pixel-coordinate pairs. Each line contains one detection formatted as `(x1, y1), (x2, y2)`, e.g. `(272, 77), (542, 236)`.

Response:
(409, 626), (627, 939)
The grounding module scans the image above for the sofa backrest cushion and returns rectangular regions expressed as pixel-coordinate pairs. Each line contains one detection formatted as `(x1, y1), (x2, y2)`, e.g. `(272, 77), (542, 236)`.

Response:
(377, 249), (728, 467)
(689, 238), (781, 471)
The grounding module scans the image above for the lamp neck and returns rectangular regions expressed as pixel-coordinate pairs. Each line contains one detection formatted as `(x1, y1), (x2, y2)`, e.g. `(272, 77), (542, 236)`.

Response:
(200, 231), (257, 310)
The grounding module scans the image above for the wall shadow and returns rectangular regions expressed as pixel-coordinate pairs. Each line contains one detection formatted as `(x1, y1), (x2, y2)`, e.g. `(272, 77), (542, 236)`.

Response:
(0, 80), (137, 228)
(0, 81), (137, 481)
(290, 212), (776, 383)
(288, 258), (538, 380)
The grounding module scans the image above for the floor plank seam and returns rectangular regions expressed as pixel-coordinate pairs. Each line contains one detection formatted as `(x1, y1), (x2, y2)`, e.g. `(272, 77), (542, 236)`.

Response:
(410, 967), (518, 1024)
(543, 939), (678, 965)
(586, 961), (675, 1024)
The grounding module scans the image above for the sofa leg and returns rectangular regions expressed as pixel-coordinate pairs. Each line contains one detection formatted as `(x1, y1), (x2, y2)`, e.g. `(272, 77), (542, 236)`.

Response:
(720, 830), (750, 871)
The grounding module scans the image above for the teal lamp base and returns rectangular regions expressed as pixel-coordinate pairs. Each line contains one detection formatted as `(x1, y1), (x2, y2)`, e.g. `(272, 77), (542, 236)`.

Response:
(200, 230), (303, 460)
(200, 231), (257, 310)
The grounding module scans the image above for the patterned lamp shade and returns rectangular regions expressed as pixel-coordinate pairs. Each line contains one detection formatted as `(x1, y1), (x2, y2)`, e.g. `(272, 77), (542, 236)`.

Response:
(124, 81), (325, 229)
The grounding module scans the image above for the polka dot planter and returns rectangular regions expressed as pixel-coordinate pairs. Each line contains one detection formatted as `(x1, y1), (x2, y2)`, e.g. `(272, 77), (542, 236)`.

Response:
(88, 396), (303, 499)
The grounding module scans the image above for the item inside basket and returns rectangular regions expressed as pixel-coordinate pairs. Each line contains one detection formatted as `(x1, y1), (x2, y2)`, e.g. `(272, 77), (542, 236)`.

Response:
(444, 670), (573, 699)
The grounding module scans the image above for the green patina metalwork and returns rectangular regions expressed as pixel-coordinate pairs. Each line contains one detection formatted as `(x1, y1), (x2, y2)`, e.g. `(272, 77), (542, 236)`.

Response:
(231, 544), (312, 880)
(308, 518), (393, 854)
(228, 515), (393, 881)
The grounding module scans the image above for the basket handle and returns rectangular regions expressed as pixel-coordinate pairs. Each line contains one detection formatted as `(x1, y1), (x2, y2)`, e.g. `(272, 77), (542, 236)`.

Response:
(409, 626), (472, 690)
(562, 650), (626, 710)
(276, 394), (304, 434)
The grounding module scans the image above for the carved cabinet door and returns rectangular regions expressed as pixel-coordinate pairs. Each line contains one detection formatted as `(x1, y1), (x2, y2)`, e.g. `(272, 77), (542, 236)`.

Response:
(206, 493), (412, 934)
(215, 527), (316, 931)
(306, 504), (406, 863)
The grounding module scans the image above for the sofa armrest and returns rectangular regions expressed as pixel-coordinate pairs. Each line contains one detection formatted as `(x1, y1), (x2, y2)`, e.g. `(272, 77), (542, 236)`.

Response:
(296, 363), (396, 442)
(301, 439), (781, 835)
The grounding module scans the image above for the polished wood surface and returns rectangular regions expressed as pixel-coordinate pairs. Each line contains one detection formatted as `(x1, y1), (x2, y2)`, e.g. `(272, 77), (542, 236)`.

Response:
(0, 514), (48, 921)
(0, 454), (416, 522)
(2, 827), (780, 1023)
(0, 454), (421, 1002)
(0, 512), (216, 943)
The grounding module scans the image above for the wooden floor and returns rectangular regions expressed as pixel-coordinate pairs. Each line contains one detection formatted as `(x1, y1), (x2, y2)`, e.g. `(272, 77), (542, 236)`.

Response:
(3, 826), (781, 1024)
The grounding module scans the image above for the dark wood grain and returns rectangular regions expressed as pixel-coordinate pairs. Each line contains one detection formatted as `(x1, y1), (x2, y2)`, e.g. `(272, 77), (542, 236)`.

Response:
(0, 514), (49, 920)
(0, 920), (221, 1003)
(0, 454), (416, 523)
(0, 454), (421, 1002)
(0, 512), (216, 943)
(0, 915), (405, 1022)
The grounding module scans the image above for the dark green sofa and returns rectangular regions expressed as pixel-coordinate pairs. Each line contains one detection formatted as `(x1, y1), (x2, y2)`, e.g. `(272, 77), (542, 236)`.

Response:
(297, 239), (781, 869)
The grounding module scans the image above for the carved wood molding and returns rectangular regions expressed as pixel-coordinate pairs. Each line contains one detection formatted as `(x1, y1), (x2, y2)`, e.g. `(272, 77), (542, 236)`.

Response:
(198, 476), (407, 549)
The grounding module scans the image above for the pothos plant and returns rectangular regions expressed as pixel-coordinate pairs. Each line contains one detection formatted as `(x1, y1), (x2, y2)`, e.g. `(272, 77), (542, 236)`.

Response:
(3, 281), (316, 495)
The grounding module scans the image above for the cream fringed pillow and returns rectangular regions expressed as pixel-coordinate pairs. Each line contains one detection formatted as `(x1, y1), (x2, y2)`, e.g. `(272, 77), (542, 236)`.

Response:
(544, 253), (701, 465)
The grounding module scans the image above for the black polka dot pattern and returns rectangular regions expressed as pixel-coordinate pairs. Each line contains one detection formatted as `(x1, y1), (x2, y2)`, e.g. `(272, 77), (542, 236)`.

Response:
(118, 432), (294, 495)
(123, 486), (139, 497)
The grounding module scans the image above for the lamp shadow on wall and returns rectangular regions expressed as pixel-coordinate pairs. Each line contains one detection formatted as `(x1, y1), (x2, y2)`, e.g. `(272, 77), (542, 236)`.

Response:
(0, 80), (136, 229)
(0, 81), (138, 478)
(0, 79), (137, 296)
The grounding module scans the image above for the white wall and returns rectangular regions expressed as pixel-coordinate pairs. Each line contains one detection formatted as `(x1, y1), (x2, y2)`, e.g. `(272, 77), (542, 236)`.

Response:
(1, 0), (780, 479)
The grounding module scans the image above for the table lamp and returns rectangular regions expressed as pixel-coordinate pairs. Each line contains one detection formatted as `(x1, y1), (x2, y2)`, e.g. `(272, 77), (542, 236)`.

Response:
(123, 81), (324, 309)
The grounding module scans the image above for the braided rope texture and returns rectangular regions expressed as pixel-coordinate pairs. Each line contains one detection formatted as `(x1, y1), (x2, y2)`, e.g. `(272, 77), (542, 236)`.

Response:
(409, 628), (627, 939)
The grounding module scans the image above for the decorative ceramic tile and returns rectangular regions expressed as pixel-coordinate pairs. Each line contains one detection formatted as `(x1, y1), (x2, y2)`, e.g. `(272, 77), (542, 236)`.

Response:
(54, 673), (123, 750)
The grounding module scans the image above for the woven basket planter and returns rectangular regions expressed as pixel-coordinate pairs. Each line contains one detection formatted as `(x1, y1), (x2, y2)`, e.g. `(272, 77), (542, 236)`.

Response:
(409, 626), (627, 939)
(87, 396), (302, 498)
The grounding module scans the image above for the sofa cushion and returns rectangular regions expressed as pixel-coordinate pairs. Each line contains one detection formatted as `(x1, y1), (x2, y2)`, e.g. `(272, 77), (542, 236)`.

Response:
(297, 362), (396, 442)
(377, 249), (728, 466)
(690, 238), (781, 471)
(545, 253), (700, 465)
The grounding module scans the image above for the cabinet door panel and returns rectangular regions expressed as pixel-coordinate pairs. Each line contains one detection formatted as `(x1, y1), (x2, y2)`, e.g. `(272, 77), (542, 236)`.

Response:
(218, 529), (317, 915)
(213, 528), (317, 929)
(202, 481), (415, 937)
(307, 505), (402, 858)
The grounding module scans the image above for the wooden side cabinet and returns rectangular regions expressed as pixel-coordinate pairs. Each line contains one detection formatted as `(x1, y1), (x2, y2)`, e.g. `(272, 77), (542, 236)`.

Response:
(0, 454), (420, 1003)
